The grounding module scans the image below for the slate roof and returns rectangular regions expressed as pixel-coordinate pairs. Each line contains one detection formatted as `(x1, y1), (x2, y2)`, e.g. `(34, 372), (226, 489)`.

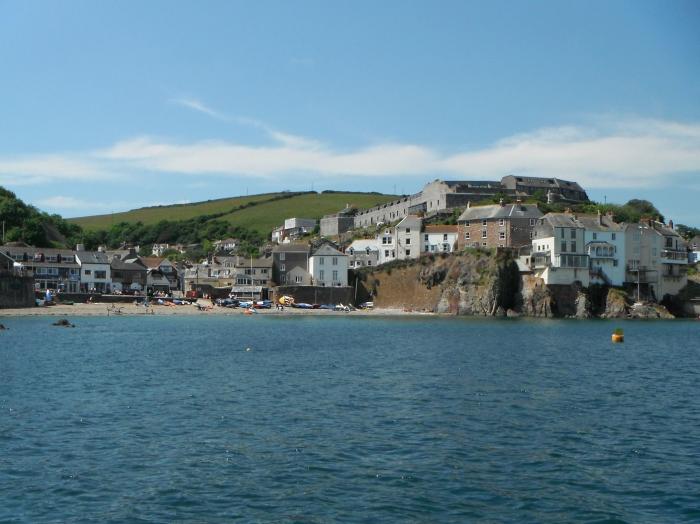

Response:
(75, 251), (110, 264)
(457, 203), (542, 222)
(272, 243), (310, 253)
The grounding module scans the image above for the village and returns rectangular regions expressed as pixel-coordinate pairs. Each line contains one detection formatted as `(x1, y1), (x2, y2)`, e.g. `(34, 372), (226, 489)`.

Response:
(1, 175), (699, 313)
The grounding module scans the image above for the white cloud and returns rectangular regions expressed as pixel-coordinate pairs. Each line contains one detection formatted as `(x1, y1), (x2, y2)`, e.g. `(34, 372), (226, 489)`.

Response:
(2, 116), (700, 190)
(171, 97), (229, 121)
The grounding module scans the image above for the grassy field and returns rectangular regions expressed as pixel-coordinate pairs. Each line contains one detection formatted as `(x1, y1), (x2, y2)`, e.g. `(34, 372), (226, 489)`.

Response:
(69, 192), (397, 233)
(216, 192), (397, 233)
(69, 193), (284, 231)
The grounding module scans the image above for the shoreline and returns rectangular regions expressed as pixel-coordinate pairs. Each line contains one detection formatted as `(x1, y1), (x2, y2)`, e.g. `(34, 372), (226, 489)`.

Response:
(0, 302), (434, 318)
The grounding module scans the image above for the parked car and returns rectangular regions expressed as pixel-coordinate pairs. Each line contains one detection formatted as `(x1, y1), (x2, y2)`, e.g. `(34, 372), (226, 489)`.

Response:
(359, 301), (374, 309)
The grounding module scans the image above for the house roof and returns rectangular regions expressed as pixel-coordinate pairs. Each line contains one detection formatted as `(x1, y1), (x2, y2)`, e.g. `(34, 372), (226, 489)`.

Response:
(139, 256), (167, 269)
(538, 213), (583, 228)
(272, 243), (310, 253)
(457, 203), (542, 221)
(424, 225), (459, 234)
(110, 259), (146, 271)
(311, 244), (346, 257)
(572, 213), (623, 232)
(75, 251), (110, 264)
(347, 239), (380, 252)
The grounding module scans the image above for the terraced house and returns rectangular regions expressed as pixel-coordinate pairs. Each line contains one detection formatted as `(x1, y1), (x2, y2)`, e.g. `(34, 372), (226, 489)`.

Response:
(457, 202), (542, 250)
(1, 243), (81, 292)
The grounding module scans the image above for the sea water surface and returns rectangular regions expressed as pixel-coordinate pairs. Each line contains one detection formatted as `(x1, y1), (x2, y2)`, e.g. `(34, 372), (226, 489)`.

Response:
(1, 315), (699, 523)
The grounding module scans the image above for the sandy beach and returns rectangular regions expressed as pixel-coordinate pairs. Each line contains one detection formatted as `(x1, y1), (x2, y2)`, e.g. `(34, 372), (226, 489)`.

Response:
(0, 301), (433, 318)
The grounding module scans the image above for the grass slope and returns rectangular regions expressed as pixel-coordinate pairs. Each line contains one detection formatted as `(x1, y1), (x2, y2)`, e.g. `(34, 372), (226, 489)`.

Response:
(216, 192), (397, 233)
(69, 192), (397, 234)
(69, 193), (283, 231)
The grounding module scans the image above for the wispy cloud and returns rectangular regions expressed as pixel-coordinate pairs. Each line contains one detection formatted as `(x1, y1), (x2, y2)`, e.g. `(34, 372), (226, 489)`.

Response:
(36, 196), (105, 210)
(2, 116), (700, 190)
(170, 97), (229, 121)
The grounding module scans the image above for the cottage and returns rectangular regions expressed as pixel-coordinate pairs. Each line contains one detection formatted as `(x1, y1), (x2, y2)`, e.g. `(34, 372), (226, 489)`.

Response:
(309, 244), (349, 287)
(75, 250), (112, 293)
(422, 225), (459, 253)
(272, 243), (311, 285)
(346, 239), (380, 268)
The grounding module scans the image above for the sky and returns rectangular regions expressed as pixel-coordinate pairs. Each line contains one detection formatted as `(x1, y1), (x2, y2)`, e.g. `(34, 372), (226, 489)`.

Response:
(0, 0), (699, 225)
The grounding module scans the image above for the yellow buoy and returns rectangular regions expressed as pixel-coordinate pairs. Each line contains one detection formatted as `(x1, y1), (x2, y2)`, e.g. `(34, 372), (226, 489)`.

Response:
(612, 329), (624, 343)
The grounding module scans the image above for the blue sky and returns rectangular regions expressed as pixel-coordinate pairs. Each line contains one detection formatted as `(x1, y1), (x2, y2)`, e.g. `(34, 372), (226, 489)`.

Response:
(1, 0), (699, 225)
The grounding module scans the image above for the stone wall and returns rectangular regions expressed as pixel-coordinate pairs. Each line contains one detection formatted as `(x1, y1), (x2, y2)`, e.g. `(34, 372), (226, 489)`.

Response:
(273, 285), (354, 305)
(0, 274), (35, 308)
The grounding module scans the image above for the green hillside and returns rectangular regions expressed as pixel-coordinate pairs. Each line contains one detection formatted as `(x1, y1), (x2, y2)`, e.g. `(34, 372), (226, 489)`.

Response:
(216, 192), (397, 233)
(69, 191), (396, 234)
(69, 192), (283, 231)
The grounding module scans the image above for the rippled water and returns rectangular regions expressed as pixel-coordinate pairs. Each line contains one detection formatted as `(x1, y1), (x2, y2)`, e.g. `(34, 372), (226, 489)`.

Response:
(1, 315), (699, 522)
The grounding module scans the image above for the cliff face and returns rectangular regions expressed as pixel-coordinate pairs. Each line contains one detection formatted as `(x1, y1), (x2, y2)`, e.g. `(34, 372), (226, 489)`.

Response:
(359, 251), (676, 319)
(361, 250), (520, 316)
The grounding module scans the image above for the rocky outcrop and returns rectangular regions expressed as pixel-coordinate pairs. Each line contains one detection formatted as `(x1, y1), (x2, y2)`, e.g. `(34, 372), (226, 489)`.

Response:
(359, 251), (678, 319)
(519, 276), (554, 317)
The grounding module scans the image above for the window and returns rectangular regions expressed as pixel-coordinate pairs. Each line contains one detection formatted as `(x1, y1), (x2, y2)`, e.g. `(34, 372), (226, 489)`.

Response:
(85, 269), (92, 275)
(332, 270), (338, 281)
(424, 234), (429, 242)
(261, 269), (268, 274)
(279, 252), (285, 261)
(367, 260), (372, 266)
(384, 250), (390, 257)
(465, 232), (470, 240)
(332, 257), (338, 265)
(405, 249), (411, 256)
(570, 229), (576, 239)
(529, 232), (534, 239)
(482, 219), (487, 227)
(560, 229), (565, 239)
(295, 275), (303, 283)
(280, 264), (286, 271)
(592, 233), (597, 240)
(612, 233), (616, 240)
(319, 257), (325, 265)
(405, 238), (411, 245)
(499, 232), (505, 240)
(443, 234), (448, 241)
(405, 228), (410, 234)
(482, 242), (487, 247)
(482, 230), (487, 239)
(464, 220), (470, 226)
(529, 219), (536, 226)
(571, 241), (577, 252)
(499, 219), (505, 227)
(319, 270), (325, 280)
(560, 241), (567, 253)
(95, 270), (107, 279)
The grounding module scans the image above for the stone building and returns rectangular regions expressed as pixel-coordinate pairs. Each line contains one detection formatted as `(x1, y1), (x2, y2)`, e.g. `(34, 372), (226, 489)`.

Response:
(457, 202), (542, 250)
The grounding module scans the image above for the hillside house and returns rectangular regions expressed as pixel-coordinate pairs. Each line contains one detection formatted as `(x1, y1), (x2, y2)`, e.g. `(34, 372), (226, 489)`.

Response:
(531, 213), (590, 286)
(309, 244), (348, 287)
(272, 243), (310, 285)
(422, 225), (459, 253)
(624, 220), (688, 301)
(346, 239), (380, 269)
(457, 202), (542, 250)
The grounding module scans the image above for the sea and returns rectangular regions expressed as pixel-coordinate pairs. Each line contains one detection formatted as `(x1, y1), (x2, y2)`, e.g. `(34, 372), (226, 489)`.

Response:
(1, 315), (699, 523)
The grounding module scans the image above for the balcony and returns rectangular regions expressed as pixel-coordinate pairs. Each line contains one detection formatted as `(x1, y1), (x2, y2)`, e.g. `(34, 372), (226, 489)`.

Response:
(660, 249), (688, 264)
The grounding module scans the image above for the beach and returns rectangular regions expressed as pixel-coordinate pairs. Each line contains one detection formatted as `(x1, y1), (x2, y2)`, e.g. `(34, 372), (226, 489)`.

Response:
(0, 301), (432, 317)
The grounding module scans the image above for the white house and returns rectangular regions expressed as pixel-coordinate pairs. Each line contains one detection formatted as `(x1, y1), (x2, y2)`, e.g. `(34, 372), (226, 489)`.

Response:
(395, 215), (423, 261)
(309, 244), (348, 286)
(578, 212), (626, 286)
(422, 225), (459, 253)
(75, 250), (112, 293)
(346, 239), (380, 269)
(531, 213), (590, 286)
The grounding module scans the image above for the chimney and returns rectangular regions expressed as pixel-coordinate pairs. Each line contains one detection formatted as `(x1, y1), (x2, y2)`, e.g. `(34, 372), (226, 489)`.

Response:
(597, 209), (602, 225)
(467, 201), (471, 209)
(76, 243), (85, 252)
(669, 219), (674, 230)
(499, 198), (505, 207)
